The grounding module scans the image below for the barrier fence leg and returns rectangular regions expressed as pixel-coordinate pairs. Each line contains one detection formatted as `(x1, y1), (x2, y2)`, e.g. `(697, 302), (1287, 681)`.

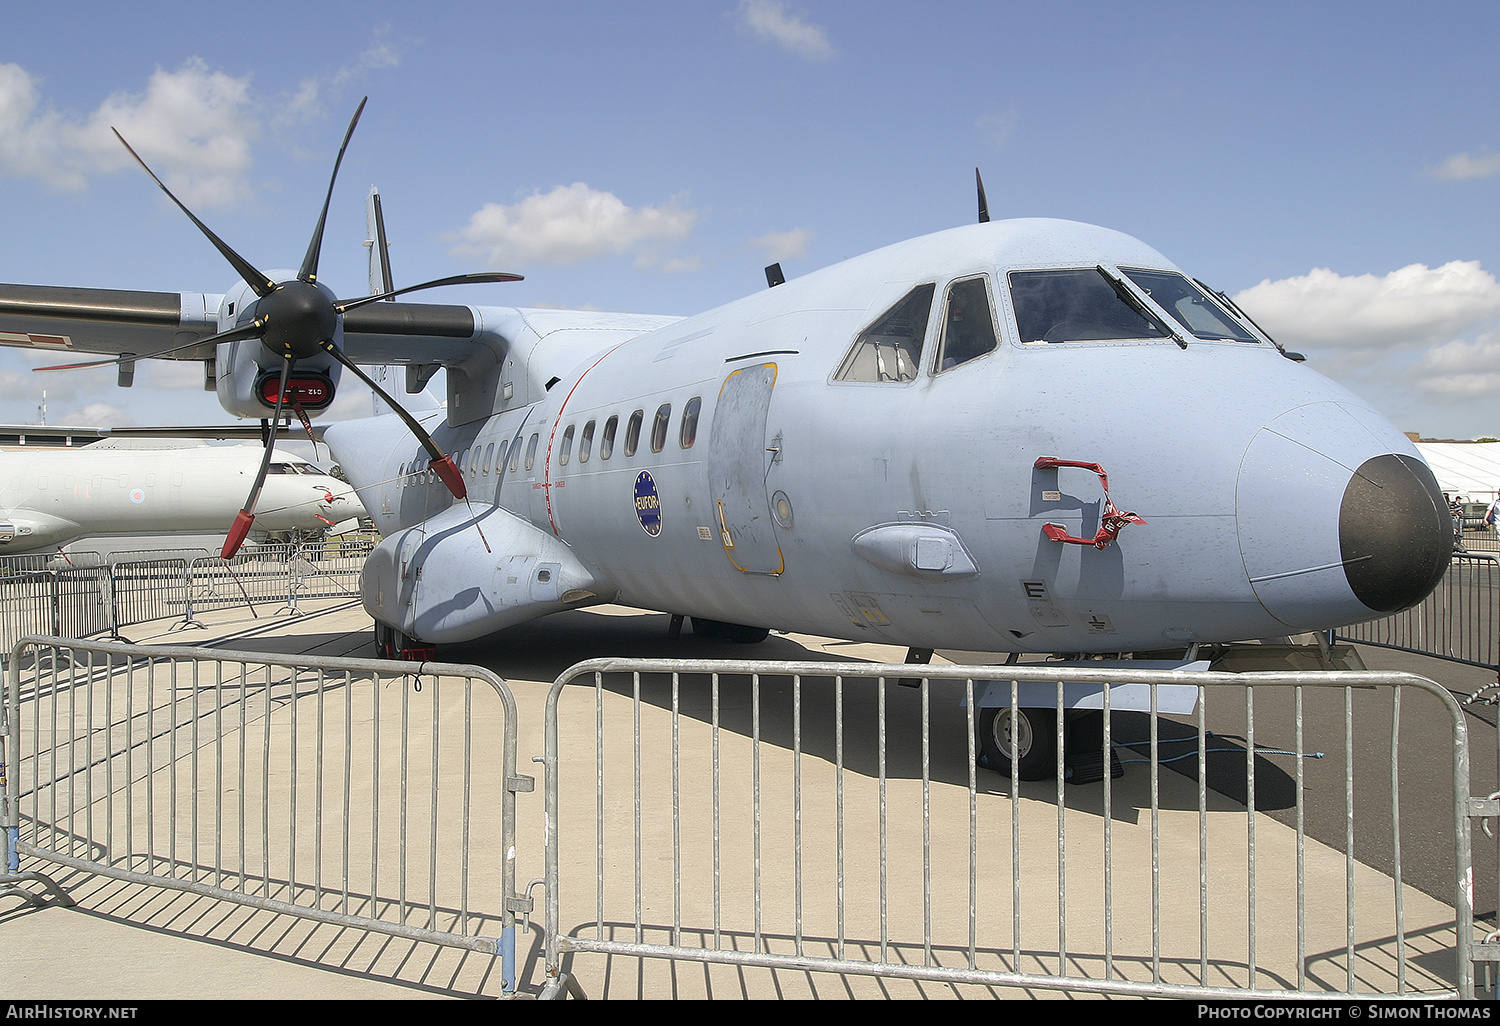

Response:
(0, 668), (72, 907)
(173, 561), (205, 632)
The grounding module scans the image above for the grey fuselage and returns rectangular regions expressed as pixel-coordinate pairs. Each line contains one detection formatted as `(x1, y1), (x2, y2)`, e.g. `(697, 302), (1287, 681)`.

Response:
(329, 219), (1450, 653)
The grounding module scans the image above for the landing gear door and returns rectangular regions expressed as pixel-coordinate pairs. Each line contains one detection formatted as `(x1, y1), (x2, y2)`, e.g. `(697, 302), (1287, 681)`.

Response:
(707, 363), (784, 575)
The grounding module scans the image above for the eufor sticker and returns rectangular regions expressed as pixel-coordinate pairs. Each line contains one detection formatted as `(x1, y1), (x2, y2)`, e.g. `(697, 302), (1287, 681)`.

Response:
(634, 471), (662, 537)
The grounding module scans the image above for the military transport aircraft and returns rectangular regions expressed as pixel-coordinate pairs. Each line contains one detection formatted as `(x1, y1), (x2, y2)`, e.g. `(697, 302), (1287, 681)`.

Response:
(0, 99), (1454, 775)
(0, 438), (360, 556)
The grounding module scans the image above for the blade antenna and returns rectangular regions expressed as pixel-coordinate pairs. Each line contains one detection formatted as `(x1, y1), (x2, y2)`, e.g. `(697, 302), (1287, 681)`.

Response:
(112, 129), (276, 298)
(976, 168), (990, 224)
(299, 97), (368, 285)
(221, 356), (293, 559)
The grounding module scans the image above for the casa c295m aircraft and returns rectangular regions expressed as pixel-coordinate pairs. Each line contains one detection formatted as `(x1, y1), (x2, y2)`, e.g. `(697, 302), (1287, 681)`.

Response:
(0, 101), (1454, 770)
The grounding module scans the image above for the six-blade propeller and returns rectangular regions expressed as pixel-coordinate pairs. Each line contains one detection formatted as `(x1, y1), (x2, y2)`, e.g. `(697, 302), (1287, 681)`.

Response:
(73, 98), (521, 558)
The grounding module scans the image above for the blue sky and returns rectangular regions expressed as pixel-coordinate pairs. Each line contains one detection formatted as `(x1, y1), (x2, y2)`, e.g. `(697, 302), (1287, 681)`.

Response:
(2, 0), (1499, 438)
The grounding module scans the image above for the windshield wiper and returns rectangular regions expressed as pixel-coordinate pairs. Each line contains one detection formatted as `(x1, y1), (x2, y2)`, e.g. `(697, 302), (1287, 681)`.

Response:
(1096, 265), (1187, 348)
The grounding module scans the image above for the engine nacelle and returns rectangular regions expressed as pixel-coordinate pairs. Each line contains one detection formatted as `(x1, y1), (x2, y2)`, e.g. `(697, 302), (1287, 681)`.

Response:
(212, 277), (342, 420)
(362, 503), (616, 644)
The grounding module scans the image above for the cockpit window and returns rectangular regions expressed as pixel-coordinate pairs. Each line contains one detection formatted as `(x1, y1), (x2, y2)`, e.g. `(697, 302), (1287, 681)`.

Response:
(1119, 268), (1259, 343)
(936, 276), (999, 372)
(1009, 268), (1173, 343)
(833, 283), (935, 383)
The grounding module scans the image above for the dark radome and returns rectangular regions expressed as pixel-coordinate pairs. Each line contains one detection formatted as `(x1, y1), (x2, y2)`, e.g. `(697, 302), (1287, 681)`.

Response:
(1339, 454), (1451, 613)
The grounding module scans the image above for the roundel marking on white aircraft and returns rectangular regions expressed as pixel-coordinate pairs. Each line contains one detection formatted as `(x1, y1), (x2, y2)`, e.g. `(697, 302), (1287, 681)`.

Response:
(129, 488), (146, 504)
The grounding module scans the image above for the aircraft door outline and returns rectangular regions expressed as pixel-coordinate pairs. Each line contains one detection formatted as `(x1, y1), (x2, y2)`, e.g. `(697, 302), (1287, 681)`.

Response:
(707, 362), (784, 575)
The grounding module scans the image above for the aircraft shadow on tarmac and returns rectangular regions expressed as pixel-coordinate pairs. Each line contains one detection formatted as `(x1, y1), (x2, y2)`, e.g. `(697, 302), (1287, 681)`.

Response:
(435, 609), (1298, 820)
(192, 607), (1297, 819)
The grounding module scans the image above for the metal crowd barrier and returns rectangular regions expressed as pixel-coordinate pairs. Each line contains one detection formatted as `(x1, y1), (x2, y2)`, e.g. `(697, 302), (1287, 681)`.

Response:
(0, 540), (370, 655)
(541, 659), (1479, 999)
(0, 636), (528, 993)
(1336, 554), (1500, 678)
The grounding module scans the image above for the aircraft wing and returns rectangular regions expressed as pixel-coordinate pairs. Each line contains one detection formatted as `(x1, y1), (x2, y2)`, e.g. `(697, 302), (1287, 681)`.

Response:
(0, 282), (491, 367)
(0, 284), (221, 360)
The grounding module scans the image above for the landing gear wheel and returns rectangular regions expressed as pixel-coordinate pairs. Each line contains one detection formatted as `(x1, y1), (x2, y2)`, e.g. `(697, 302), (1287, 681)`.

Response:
(374, 621), (397, 659)
(978, 706), (1058, 780)
(374, 621), (431, 660)
(689, 617), (771, 644)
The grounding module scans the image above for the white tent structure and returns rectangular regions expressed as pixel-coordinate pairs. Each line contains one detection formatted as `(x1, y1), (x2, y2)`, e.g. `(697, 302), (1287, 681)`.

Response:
(1415, 441), (1500, 504)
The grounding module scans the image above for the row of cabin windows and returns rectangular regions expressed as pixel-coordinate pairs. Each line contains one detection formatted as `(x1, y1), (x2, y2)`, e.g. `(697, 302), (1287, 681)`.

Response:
(397, 396), (705, 485)
(557, 397), (702, 467)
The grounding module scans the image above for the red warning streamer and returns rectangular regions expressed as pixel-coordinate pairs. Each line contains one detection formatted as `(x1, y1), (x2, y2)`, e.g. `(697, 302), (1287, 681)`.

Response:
(1034, 456), (1147, 550)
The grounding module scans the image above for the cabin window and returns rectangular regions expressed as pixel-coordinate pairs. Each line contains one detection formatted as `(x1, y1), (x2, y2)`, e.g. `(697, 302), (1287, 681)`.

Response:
(559, 425), (575, 466)
(625, 410), (644, 457)
(484, 442), (496, 475)
(1009, 268), (1173, 344)
(833, 283), (935, 383)
(1119, 268), (1259, 343)
(601, 415), (618, 460)
(579, 420), (595, 464)
(936, 276), (999, 372)
(650, 404), (671, 453)
(524, 433), (539, 472)
(680, 397), (701, 449)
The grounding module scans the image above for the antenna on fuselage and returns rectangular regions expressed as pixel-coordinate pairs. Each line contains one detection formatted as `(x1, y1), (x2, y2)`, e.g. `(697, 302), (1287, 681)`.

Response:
(765, 263), (785, 288)
(976, 168), (990, 224)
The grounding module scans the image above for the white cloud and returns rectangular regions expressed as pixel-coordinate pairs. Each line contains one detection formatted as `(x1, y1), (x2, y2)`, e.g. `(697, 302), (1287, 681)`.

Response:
(0, 59), (262, 209)
(1424, 151), (1500, 182)
(59, 402), (133, 428)
(977, 109), (1018, 150)
(446, 183), (699, 268)
(736, 0), (834, 62)
(1413, 331), (1500, 395)
(1233, 261), (1500, 352)
(752, 228), (813, 263)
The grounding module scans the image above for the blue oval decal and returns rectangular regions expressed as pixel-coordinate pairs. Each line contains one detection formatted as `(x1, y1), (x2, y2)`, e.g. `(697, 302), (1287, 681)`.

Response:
(634, 471), (663, 537)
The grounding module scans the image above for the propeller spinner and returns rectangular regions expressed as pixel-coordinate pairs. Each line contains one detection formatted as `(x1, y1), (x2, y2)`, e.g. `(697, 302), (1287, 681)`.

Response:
(85, 98), (521, 558)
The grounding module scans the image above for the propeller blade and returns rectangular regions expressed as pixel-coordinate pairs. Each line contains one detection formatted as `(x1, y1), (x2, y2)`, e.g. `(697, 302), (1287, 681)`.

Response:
(112, 128), (277, 298)
(976, 168), (990, 224)
(298, 97), (368, 285)
(32, 318), (267, 372)
(336, 271), (523, 315)
(321, 342), (467, 501)
(222, 356), (293, 559)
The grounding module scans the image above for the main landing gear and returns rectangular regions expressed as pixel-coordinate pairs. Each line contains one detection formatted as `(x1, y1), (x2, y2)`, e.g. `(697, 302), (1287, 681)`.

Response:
(374, 621), (436, 661)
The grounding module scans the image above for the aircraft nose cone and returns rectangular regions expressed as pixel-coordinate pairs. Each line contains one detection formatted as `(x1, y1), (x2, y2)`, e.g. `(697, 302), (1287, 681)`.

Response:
(1236, 402), (1449, 629)
(1338, 454), (1450, 613)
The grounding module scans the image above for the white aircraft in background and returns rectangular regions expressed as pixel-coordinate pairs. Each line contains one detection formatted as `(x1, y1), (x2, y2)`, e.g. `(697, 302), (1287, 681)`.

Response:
(0, 100), (1455, 777)
(0, 438), (361, 556)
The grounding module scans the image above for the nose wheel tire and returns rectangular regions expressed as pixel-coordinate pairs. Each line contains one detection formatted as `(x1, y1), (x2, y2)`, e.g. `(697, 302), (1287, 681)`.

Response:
(978, 705), (1058, 780)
